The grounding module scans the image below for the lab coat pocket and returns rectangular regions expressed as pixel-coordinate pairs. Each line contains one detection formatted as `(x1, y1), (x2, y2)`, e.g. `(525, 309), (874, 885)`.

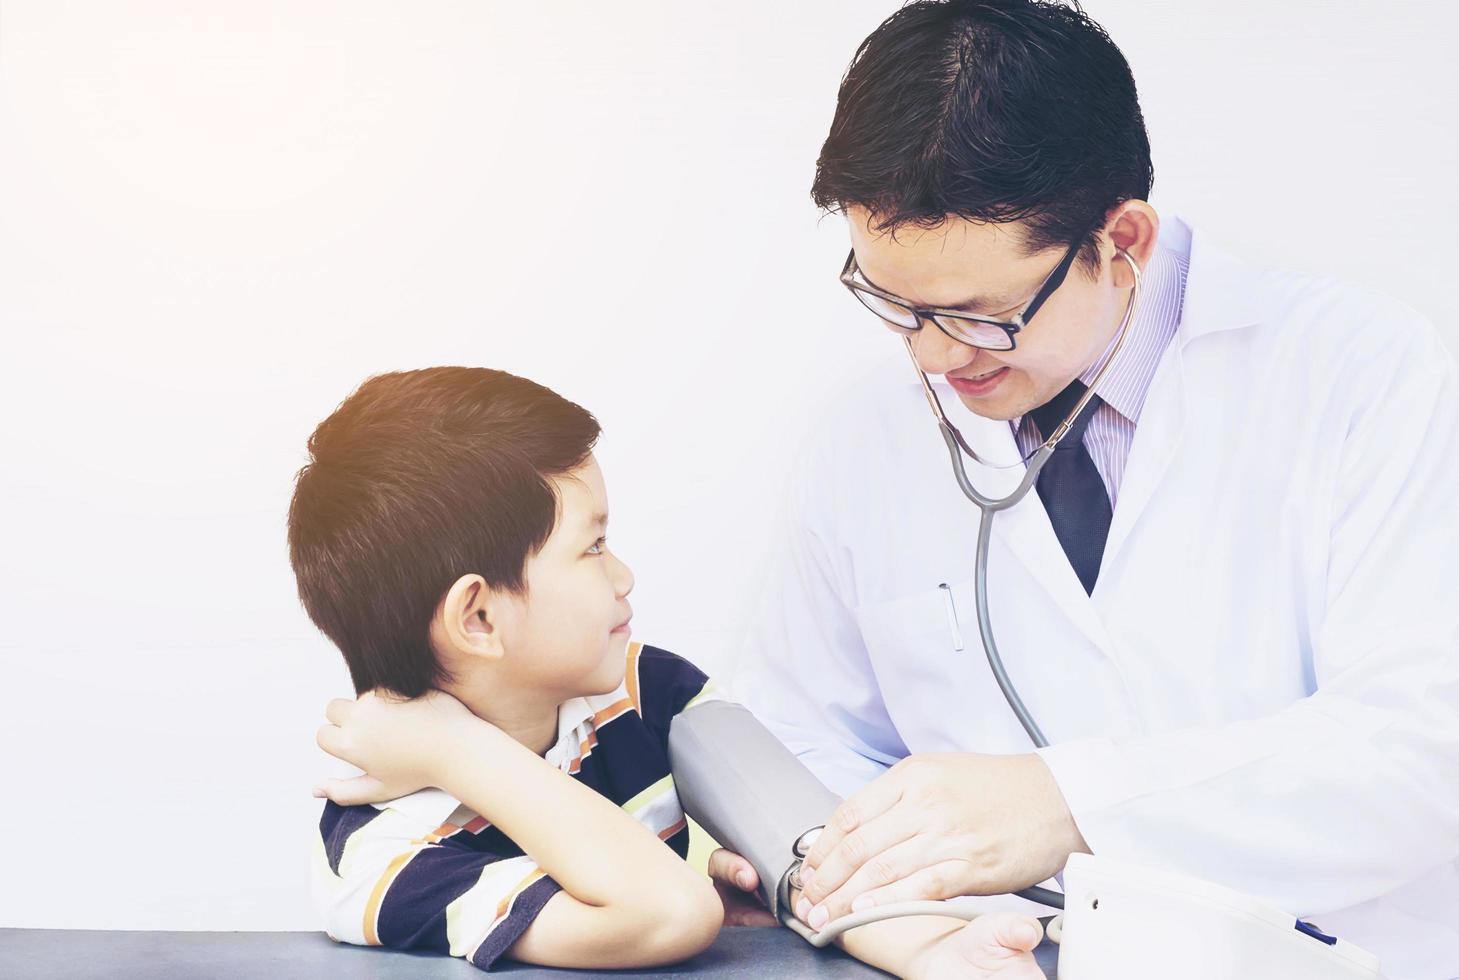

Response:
(853, 582), (1034, 753)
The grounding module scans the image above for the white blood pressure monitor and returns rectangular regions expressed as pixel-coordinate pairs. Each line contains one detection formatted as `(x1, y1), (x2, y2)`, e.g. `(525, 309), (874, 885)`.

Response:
(1058, 853), (1382, 979)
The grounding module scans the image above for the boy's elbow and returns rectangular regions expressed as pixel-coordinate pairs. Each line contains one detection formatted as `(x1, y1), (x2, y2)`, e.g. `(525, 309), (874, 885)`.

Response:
(639, 876), (723, 963)
(314, 895), (353, 945)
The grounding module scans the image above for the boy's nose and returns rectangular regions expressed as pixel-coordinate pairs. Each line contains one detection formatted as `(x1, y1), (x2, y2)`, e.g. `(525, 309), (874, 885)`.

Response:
(610, 552), (635, 598)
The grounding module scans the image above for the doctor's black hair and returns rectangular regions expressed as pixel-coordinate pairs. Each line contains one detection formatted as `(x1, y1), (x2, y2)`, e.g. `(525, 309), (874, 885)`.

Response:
(812, 0), (1153, 278)
(287, 367), (600, 698)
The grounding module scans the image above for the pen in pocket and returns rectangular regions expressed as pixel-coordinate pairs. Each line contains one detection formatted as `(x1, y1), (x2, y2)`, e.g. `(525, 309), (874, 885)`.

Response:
(939, 582), (964, 652)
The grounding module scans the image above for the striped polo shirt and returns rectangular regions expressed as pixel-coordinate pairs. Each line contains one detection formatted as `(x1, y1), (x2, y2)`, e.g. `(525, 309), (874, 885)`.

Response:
(311, 641), (720, 971)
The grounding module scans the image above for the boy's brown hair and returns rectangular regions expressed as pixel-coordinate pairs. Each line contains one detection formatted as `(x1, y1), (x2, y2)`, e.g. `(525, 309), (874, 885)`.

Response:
(287, 367), (600, 697)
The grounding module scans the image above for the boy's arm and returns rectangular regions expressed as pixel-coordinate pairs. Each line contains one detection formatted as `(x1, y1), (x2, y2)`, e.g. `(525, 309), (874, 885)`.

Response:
(316, 691), (722, 969)
(785, 880), (1037, 980)
(440, 719), (722, 969)
(787, 878), (956, 980)
(832, 918), (966, 980)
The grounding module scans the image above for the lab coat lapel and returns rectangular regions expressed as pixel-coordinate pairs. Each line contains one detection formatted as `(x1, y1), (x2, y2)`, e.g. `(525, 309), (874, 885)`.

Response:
(924, 219), (1262, 663)
(1101, 342), (1186, 568)
(946, 392), (1119, 658)
(1103, 220), (1262, 568)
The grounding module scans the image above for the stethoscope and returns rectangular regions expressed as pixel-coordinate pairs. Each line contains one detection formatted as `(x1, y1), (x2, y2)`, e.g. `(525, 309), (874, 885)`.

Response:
(915, 245), (1143, 755)
(779, 247), (1143, 942)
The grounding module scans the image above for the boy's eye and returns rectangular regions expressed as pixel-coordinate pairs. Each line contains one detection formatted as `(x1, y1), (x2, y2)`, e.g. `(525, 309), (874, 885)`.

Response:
(586, 536), (607, 556)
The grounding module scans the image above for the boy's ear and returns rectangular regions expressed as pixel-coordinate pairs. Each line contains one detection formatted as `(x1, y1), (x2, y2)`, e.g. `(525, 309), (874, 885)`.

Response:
(433, 574), (509, 662)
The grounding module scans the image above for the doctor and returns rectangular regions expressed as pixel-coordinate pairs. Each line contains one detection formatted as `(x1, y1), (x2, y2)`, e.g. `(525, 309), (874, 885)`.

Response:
(733, 2), (1459, 978)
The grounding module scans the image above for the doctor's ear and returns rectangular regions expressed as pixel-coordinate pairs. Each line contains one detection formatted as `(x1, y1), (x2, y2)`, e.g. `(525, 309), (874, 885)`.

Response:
(1102, 201), (1160, 290)
(431, 573), (509, 662)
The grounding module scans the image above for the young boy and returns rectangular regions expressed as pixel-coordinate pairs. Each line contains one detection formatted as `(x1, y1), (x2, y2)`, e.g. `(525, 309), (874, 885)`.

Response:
(288, 366), (1048, 977)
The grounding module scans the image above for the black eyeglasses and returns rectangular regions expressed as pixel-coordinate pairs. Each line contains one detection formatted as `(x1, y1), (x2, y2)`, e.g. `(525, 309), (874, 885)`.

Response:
(839, 233), (1088, 351)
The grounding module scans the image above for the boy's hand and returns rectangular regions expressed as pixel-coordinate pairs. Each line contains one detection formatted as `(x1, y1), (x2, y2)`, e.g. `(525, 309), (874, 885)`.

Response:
(313, 689), (478, 805)
(707, 849), (777, 927)
(908, 914), (1045, 980)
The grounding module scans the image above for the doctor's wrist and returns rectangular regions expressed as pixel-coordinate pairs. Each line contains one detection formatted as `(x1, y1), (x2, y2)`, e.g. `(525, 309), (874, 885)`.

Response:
(1031, 753), (1090, 843)
(1022, 752), (1092, 880)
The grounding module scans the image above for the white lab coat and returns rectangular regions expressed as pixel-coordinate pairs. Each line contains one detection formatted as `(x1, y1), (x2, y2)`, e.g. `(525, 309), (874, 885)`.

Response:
(734, 216), (1459, 980)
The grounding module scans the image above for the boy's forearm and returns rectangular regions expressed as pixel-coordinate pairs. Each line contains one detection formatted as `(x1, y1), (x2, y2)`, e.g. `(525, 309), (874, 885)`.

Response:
(436, 719), (702, 907)
(787, 883), (960, 980)
(831, 915), (964, 980)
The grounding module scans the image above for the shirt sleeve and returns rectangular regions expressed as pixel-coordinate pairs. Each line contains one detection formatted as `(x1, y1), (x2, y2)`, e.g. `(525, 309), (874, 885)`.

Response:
(1037, 314), (1459, 915)
(631, 644), (723, 755)
(732, 433), (910, 799)
(312, 800), (562, 971)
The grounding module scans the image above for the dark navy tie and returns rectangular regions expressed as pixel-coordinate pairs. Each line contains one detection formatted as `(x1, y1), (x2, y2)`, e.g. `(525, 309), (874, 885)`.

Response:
(1026, 381), (1112, 594)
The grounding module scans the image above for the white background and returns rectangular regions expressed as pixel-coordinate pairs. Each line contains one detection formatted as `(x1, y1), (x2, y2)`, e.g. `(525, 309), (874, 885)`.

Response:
(2, 1), (1455, 931)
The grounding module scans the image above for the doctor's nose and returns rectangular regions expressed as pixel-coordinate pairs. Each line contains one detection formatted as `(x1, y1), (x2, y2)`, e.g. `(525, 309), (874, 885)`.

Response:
(910, 321), (978, 377)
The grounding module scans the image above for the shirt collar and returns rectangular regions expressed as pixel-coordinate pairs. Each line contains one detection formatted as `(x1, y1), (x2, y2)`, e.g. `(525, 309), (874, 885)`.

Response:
(1073, 236), (1189, 426)
(1001, 224), (1188, 437)
(1168, 214), (1263, 343)
(542, 692), (611, 769)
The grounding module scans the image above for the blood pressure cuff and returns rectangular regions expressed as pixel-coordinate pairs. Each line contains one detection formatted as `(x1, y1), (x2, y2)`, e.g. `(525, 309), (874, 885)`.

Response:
(668, 699), (842, 919)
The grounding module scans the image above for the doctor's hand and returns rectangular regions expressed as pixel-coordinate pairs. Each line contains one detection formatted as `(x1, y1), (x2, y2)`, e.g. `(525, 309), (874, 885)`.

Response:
(793, 752), (1088, 931)
(312, 689), (479, 805)
(707, 848), (778, 927)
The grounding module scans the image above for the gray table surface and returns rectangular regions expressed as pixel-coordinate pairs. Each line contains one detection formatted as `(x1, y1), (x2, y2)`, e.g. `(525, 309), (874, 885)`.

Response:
(0, 927), (1060, 978)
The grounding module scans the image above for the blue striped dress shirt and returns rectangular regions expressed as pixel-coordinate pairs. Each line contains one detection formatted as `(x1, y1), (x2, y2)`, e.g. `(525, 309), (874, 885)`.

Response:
(1013, 242), (1190, 506)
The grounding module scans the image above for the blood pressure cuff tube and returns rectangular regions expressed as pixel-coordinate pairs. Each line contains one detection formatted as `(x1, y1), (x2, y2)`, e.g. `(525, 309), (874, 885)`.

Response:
(668, 700), (842, 920)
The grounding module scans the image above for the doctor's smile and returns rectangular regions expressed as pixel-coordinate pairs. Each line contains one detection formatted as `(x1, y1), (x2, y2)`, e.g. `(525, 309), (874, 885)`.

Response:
(947, 365), (1011, 396)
